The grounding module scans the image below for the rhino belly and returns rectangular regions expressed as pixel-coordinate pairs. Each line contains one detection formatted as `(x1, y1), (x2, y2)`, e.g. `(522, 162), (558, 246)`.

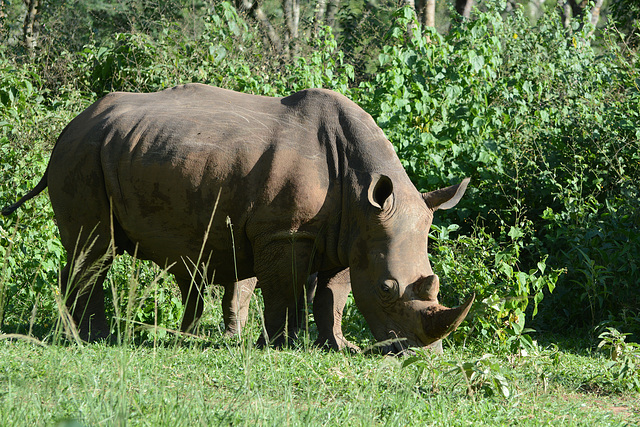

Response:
(103, 139), (258, 282)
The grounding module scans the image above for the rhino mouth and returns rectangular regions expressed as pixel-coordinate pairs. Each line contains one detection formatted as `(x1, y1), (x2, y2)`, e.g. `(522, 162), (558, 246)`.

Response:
(384, 331), (411, 355)
(374, 333), (439, 355)
(363, 335), (412, 355)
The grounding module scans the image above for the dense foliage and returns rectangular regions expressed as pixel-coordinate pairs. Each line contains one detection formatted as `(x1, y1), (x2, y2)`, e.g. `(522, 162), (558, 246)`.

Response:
(358, 6), (640, 343)
(0, 0), (638, 359)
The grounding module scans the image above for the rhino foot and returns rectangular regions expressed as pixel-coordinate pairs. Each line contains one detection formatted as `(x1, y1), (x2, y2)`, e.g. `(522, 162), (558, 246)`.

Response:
(314, 334), (360, 353)
(78, 326), (111, 344)
(255, 331), (294, 349)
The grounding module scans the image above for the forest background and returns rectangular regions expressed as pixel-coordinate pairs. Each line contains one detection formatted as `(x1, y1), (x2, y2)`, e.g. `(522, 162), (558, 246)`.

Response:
(0, 0), (639, 414)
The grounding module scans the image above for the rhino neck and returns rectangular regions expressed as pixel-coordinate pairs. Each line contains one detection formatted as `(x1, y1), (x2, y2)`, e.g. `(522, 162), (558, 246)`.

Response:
(302, 91), (411, 271)
(308, 117), (350, 272)
(309, 117), (409, 274)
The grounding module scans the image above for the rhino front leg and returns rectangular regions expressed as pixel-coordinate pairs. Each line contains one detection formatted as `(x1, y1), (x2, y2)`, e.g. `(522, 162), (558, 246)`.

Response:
(313, 268), (360, 352)
(222, 277), (257, 337)
(254, 239), (315, 348)
(222, 274), (317, 338)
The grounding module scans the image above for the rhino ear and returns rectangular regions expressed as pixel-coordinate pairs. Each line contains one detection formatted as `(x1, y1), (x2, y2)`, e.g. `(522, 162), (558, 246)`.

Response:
(422, 178), (470, 211)
(368, 174), (394, 210)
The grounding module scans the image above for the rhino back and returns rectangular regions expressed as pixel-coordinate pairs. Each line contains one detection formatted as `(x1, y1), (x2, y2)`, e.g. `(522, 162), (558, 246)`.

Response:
(50, 84), (355, 280)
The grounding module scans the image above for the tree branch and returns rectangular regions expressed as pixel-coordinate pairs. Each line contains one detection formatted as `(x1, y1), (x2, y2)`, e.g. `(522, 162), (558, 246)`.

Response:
(237, 0), (282, 52)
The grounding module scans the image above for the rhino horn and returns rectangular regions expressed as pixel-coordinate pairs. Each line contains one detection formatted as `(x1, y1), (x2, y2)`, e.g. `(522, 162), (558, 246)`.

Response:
(422, 293), (475, 342)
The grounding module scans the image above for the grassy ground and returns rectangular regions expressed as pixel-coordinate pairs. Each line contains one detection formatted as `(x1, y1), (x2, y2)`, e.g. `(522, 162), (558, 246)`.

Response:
(0, 324), (638, 426)
(0, 257), (638, 426)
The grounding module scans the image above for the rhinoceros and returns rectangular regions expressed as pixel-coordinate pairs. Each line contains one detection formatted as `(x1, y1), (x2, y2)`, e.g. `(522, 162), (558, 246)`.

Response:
(2, 84), (473, 352)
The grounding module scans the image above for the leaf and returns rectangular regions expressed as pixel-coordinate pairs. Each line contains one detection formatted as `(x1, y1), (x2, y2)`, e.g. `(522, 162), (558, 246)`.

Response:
(470, 53), (485, 74)
(499, 262), (513, 278)
(494, 375), (510, 399)
(24, 80), (33, 96)
(537, 260), (547, 275)
(533, 291), (544, 316)
(508, 226), (524, 241)
(402, 355), (422, 368)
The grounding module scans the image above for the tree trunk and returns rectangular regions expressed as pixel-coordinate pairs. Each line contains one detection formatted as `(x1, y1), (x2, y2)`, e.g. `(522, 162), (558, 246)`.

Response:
(526, 0), (546, 21)
(587, 0), (604, 37)
(314, 0), (328, 34)
(314, 0), (340, 34)
(425, 0), (435, 28)
(559, 0), (604, 36)
(414, 0), (435, 42)
(325, 0), (339, 28)
(23, 0), (39, 55)
(414, 0), (424, 27)
(236, 0), (282, 52)
(283, 0), (300, 57)
(0, 0), (6, 33)
(559, 0), (573, 29)
(403, 0), (417, 38)
(455, 0), (474, 21)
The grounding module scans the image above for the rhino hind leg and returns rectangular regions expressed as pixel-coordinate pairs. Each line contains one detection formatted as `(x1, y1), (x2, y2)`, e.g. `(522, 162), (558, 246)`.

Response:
(59, 232), (114, 342)
(313, 268), (360, 353)
(47, 142), (127, 342)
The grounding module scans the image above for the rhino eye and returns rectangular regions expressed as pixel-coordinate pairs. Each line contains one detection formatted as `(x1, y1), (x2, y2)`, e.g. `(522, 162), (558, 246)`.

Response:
(379, 279), (399, 303)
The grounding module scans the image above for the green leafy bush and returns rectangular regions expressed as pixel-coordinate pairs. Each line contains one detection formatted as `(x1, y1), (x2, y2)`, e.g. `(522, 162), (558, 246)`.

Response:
(596, 327), (640, 392)
(357, 4), (640, 339)
(71, 2), (353, 99)
(431, 223), (559, 352)
(0, 56), (64, 333)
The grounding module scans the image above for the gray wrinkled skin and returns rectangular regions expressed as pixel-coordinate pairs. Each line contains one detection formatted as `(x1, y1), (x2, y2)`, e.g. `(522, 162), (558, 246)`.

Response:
(2, 84), (473, 351)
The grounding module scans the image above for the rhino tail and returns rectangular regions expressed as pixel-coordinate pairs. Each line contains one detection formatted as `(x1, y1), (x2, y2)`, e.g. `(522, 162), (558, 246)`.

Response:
(1, 168), (49, 216)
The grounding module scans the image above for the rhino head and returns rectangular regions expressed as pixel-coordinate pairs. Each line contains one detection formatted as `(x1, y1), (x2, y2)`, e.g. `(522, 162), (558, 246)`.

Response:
(349, 175), (474, 353)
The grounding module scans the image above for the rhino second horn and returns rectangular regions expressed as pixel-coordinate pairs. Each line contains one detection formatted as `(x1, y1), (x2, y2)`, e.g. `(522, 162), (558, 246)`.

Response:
(415, 274), (440, 301)
(422, 293), (475, 343)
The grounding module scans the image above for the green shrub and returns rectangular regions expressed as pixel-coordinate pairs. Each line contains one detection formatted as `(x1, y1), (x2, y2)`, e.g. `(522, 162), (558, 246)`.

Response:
(357, 4), (640, 338)
(596, 327), (640, 392)
(0, 56), (64, 333)
(71, 2), (353, 99)
(431, 223), (559, 352)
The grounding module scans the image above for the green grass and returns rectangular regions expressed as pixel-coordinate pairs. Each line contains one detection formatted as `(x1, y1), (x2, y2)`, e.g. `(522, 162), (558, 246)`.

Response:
(0, 216), (638, 426)
(0, 326), (638, 426)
